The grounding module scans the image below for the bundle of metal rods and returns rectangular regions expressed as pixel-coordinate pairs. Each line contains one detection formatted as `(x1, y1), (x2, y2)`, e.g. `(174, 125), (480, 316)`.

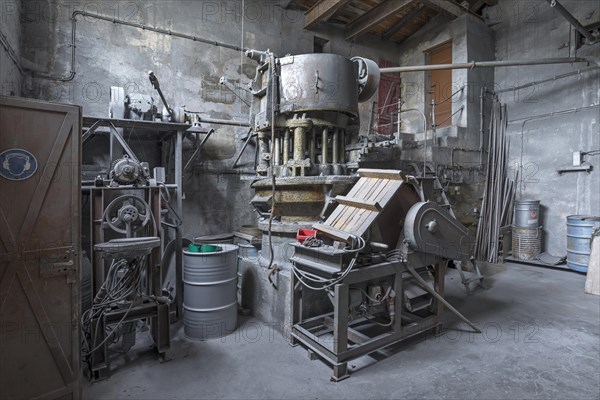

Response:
(475, 97), (517, 263)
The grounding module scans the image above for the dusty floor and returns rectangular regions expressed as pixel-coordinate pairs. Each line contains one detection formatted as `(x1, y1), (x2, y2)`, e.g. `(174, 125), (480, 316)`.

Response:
(85, 262), (600, 399)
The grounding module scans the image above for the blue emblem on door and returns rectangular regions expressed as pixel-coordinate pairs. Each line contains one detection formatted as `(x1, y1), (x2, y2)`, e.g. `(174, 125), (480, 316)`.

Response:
(0, 148), (38, 181)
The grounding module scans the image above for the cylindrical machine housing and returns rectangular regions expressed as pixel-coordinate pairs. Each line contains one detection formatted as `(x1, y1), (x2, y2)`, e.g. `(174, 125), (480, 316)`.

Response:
(514, 200), (540, 227)
(183, 244), (238, 340)
(567, 215), (600, 273)
(278, 54), (359, 117)
(512, 226), (542, 260)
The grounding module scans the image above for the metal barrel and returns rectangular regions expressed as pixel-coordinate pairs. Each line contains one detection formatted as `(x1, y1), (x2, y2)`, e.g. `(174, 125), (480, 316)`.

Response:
(514, 200), (540, 227)
(183, 244), (238, 340)
(567, 215), (600, 273)
(512, 226), (542, 260)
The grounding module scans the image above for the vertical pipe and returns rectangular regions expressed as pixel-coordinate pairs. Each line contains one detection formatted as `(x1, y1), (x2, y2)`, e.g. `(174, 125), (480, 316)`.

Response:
(397, 98), (402, 137)
(340, 130), (346, 164)
(175, 130), (183, 318)
(283, 129), (290, 165)
(309, 128), (316, 164)
(479, 87), (486, 168)
(332, 128), (340, 164)
(322, 128), (329, 164)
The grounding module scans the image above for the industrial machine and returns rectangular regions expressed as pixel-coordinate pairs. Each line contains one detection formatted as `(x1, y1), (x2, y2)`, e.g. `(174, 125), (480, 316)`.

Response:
(240, 50), (398, 278)
(290, 168), (481, 381)
(81, 71), (188, 380)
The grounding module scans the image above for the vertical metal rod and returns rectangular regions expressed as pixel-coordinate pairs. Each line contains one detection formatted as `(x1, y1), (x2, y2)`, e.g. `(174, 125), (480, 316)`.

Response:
(397, 98), (402, 137)
(283, 129), (290, 165)
(340, 130), (346, 163)
(479, 87), (486, 168)
(332, 128), (339, 164)
(322, 128), (328, 164)
(175, 130), (183, 318)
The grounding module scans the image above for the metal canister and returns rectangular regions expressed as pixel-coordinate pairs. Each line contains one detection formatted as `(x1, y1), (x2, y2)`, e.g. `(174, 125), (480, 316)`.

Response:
(512, 226), (542, 260)
(183, 244), (238, 340)
(514, 200), (541, 227)
(567, 215), (600, 273)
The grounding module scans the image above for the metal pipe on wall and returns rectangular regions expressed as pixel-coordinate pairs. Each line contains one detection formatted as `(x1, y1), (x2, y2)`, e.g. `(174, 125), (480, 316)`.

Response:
(514, 104), (600, 196)
(545, 0), (597, 44)
(495, 66), (599, 94)
(35, 10), (248, 81)
(380, 57), (596, 74)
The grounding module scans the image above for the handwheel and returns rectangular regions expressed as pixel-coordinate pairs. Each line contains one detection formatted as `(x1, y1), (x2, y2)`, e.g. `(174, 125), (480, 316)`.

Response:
(103, 195), (152, 237)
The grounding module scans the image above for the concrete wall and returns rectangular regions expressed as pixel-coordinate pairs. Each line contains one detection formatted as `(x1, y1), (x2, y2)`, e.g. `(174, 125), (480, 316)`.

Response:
(19, 0), (401, 239)
(0, 0), (22, 96)
(395, 14), (495, 223)
(486, 0), (600, 255)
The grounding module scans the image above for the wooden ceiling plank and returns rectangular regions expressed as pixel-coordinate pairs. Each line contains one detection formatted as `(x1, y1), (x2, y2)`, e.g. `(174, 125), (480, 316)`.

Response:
(305, 0), (353, 29)
(346, 0), (418, 41)
(422, 0), (465, 18)
(382, 2), (425, 41)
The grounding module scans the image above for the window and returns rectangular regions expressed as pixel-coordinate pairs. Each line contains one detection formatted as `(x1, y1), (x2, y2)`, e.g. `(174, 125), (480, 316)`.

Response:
(425, 41), (453, 128)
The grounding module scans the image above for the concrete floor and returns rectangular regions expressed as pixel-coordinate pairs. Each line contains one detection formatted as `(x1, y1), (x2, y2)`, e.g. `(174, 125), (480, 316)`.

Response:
(85, 262), (600, 399)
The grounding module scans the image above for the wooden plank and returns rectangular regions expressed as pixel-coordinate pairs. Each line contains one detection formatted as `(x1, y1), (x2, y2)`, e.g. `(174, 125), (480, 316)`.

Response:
(346, 176), (368, 198)
(305, 0), (353, 29)
(314, 223), (353, 242)
(336, 195), (383, 211)
(346, 0), (417, 41)
(344, 208), (368, 233)
(358, 168), (406, 180)
(369, 178), (392, 203)
(382, 3), (425, 41)
(332, 206), (355, 229)
(585, 235), (600, 296)
(377, 180), (404, 206)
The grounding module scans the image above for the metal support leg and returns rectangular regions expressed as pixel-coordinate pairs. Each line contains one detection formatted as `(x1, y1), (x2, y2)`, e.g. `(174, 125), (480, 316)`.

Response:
(332, 283), (349, 381)
(434, 261), (446, 333)
(290, 271), (302, 347)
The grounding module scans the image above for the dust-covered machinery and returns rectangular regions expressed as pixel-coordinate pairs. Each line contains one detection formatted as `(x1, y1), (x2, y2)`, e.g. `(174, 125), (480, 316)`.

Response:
(245, 49), (380, 177)
(290, 169), (481, 381)
(242, 50), (390, 273)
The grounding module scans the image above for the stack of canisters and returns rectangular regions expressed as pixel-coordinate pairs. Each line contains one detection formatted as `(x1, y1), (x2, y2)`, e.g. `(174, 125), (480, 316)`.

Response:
(512, 200), (542, 260)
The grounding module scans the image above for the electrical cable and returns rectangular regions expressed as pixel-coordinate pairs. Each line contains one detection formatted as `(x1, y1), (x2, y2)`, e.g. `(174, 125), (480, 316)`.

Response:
(291, 236), (366, 291)
(266, 52), (279, 289)
(350, 286), (392, 303)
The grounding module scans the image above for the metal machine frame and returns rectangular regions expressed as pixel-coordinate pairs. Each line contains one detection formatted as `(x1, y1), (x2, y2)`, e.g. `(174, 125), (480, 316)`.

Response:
(83, 185), (171, 379)
(291, 260), (446, 381)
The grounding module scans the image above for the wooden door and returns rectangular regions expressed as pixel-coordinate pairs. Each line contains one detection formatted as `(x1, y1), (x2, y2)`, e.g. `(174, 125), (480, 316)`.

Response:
(427, 41), (453, 128)
(0, 97), (81, 399)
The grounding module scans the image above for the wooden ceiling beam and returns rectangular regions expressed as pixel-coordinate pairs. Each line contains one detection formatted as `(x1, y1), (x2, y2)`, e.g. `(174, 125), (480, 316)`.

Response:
(304, 0), (353, 29)
(346, 0), (418, 41)
(382, 2), (425, 41)
(422, 0), (465, 19)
